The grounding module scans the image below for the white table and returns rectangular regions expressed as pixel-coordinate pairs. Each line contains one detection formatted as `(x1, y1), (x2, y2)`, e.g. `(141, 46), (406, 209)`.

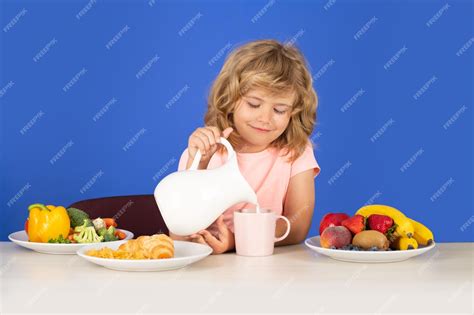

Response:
(0, 242), (472, 314)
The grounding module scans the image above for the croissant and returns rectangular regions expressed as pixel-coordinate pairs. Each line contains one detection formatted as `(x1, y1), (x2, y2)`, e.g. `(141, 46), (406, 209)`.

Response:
(87, 234), (174, 259)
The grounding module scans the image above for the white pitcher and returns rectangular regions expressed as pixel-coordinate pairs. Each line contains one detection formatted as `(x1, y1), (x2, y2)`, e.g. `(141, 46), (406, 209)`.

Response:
(154, 138), (258, 236)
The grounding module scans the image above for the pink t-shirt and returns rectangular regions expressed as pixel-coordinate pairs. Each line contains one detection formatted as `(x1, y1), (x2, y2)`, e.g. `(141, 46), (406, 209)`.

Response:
(177, 142), (320, 234)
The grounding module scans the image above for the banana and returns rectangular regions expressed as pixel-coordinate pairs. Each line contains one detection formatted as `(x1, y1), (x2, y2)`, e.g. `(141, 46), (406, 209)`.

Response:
(356, 204), (414, 238)
(408, 218), (434, 246)
(392, 236), (418, 250)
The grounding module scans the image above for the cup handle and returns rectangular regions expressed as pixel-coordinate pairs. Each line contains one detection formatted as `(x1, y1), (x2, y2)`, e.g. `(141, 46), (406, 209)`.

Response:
(274, 215), (291, 242)
(189, 137), (235, 170)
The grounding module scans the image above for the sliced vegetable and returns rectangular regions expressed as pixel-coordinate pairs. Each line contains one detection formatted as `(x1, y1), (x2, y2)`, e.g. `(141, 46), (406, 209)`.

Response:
(97, 227), (107, 237)
(102, 218), (117, 228)
(92, 217), (106, 231)
(115, 230), (126, 240)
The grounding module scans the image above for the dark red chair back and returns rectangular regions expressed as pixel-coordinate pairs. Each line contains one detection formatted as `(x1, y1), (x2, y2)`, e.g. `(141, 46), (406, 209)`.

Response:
(67, 195), (168, 237)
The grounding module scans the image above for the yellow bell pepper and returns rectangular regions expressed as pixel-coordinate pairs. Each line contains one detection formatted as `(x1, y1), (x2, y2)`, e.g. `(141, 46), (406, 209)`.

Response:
(27, 203), (71, 243)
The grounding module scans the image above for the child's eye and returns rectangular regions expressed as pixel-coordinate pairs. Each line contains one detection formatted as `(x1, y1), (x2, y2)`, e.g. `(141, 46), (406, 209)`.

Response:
(247, 102), (260, 108)
(274, 108), (287, 115)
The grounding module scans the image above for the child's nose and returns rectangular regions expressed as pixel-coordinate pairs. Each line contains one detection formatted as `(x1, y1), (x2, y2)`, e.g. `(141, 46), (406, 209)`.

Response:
(257, 106), (273, 122)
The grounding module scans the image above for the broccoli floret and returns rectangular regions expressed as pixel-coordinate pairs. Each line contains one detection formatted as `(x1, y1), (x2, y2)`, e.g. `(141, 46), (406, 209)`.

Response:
(103, 226), (118, 242)
(67, 207), (90, 228)
(73, 220), (103, 243)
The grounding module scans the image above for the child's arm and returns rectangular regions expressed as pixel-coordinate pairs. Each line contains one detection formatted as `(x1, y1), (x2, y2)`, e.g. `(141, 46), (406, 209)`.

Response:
(275, 169), (315, 247)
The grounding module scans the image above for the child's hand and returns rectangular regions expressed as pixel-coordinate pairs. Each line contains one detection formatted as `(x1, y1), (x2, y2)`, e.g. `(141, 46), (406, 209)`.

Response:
(189, 215), (234, 255)
(187, 126), (233, 168)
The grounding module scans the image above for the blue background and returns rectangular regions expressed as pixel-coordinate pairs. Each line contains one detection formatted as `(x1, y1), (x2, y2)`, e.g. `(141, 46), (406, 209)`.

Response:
(1, 0), (472, 242)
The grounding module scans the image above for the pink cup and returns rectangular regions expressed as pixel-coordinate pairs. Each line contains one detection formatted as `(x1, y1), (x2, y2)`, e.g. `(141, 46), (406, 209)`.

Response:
(234, 209), (291, 256)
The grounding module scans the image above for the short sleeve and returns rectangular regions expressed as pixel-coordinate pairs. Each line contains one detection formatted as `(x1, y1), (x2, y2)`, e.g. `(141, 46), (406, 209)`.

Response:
(290, 143), (321, 178)
(177, 149), (189, 171)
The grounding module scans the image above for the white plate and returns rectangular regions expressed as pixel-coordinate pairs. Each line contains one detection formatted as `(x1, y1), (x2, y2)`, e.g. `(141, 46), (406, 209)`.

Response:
(77, 240), (213, 272)
(8, 230), (134, 255)
(305, 236), (436, 263)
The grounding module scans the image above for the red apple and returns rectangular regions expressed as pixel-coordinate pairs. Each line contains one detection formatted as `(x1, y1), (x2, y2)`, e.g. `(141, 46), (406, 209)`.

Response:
(319, 213), (350, 235)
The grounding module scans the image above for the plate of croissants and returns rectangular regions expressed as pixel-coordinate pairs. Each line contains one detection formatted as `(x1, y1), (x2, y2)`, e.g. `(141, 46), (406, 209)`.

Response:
(77, 234), (212, 271)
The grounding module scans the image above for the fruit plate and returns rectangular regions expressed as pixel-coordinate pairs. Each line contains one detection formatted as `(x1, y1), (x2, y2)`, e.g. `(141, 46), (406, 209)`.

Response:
(305, 236), (436, 263)
(8, 230), (134, 255)
(77, 240), (213, 272)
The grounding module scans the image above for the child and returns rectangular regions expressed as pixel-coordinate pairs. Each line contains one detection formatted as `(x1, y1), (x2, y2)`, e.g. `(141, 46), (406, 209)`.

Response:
(170, 39), (320, 254)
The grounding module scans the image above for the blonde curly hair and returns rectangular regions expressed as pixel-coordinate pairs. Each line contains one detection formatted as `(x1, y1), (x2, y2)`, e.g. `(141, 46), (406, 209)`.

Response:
(204, 39), (318, 162)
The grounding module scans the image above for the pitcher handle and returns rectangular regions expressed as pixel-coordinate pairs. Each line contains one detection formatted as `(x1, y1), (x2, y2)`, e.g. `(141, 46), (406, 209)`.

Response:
(190, 137), (235, 170)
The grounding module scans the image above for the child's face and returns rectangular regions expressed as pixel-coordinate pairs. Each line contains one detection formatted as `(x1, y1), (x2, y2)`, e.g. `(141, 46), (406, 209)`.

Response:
(233, 88), (294, 151)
